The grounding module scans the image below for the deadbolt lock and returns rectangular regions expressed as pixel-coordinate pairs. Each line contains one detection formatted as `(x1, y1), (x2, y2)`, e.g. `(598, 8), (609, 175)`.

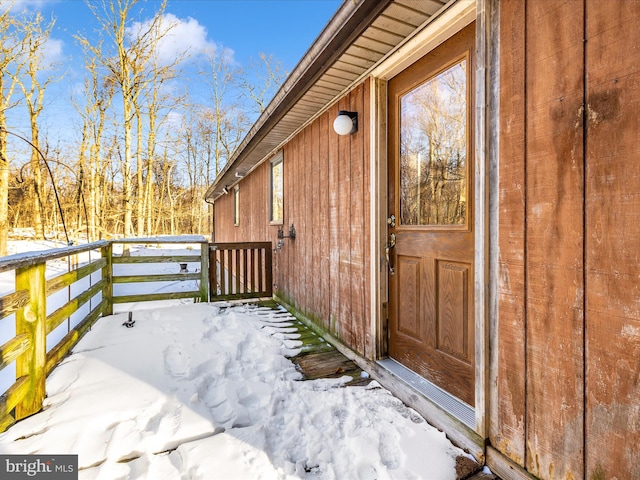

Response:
(387, 214), (396, 228)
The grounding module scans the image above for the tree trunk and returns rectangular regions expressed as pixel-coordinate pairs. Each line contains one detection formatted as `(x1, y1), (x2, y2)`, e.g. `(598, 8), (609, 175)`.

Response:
(122, 111), (133, 237)
(145, 118), (155, 235)
(0, 123), (8, 256)
(30, 123), (45, 240)
(135, 105), (144, 236)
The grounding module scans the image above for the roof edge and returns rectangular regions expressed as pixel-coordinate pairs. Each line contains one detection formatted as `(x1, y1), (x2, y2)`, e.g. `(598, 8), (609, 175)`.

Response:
(205, 0), (393, 201)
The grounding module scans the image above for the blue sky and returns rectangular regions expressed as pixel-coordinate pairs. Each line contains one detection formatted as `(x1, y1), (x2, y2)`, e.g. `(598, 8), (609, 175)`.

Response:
(49, 0), (342, 71)
(6, 0), (342, 142)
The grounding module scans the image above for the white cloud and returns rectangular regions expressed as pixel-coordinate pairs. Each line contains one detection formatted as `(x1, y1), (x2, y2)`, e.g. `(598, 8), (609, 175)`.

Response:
(0, 0), (65, 69)
(41, 36), (63, 67)
(127, 13), (222, 66)
(166, 110), (183, 127)
(5, 0), (60, 13)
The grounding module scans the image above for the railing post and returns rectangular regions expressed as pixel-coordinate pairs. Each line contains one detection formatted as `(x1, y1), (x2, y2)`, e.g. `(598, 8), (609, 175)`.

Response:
(102, 243), (113, 315)
(14, 262), (46, 419)
(200, 242), (209, 302)
(265, 243), (273, 297)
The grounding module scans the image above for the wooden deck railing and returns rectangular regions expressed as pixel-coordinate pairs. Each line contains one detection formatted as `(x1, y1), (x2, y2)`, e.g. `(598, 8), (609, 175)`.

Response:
(0, 237), (214, 432)
(110, 238), (209, 305)
(0, 241), (109, 431)
(209, 242), (272, 300)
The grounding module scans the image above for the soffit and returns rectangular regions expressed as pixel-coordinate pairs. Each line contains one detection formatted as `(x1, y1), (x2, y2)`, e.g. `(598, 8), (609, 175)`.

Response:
(206, 0), (455, 201)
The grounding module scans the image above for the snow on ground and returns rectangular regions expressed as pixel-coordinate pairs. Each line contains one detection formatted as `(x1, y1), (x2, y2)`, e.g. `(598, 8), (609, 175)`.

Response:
(0, 302), (467, 479)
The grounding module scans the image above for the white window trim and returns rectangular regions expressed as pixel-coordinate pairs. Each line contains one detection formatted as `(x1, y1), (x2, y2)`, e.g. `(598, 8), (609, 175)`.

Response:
(233, 185), (240, 226)
(269, 151), (284, 225)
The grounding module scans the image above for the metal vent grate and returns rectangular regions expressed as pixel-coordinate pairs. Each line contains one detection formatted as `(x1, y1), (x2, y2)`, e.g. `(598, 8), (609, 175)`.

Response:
(377, 358), (475, 429)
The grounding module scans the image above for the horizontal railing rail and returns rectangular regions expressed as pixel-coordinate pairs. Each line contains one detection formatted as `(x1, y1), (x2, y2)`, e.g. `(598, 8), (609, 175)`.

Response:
(109, 238), (208, 305)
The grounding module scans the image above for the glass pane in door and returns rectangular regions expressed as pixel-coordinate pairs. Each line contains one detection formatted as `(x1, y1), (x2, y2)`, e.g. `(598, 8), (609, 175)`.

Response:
(399, 60), (468, 226)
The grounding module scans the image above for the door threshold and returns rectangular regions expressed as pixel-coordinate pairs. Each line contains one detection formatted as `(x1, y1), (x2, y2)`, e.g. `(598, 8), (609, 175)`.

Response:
(377, 358), (475, 430)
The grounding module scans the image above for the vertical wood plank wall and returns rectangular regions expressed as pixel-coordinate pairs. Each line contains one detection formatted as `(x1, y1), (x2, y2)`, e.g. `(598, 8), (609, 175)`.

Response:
(585, 1), (640, 478)
(214, 81), (372, 357)
(525, 1), (585, 478)
(494, 0), (526, 467)
(495, 1), (640, 478)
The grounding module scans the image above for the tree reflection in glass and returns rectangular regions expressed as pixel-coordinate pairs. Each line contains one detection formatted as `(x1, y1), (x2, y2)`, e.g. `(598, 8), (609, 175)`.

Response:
(399, 60), (467, 226)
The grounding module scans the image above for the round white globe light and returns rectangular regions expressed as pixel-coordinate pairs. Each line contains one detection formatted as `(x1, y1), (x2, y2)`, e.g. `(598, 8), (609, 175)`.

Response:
(333, 113), (354, 135)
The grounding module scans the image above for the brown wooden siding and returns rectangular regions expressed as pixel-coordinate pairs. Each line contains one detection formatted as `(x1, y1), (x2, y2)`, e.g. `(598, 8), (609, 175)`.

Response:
(214, 81), (372, 357)
(494, 1), (640, 479)
(494, 0), (526, 466)
(585, 1), (640, 478)
(525, 1), (585, 477)
(214, 160), (272, 244)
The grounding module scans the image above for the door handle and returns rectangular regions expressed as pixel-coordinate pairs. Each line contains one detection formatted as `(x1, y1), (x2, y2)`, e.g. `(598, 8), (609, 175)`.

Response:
(386, 233), (396, 276)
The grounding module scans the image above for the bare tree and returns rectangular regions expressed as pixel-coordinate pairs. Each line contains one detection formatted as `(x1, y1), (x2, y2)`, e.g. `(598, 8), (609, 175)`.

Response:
(142, 64), (184, 235)
(400, 60), (467, 225)
(203, 47), (250, 175)
(73, 38), (115, 240)
(0, 5), (27, 255)
(168, 48), (284, 234)
(131, 16), (185, 236)
(11, 12), (59, 240)
(238, 52), (287, 116)
(0, 1), (292, 245)
(79, 0), (171, 236)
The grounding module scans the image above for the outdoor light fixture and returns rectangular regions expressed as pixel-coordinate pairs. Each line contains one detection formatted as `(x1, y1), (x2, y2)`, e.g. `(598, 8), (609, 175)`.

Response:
(277, 223), (296, 240)
(222, 185), (229, 194)
(333, 110), (358, 135)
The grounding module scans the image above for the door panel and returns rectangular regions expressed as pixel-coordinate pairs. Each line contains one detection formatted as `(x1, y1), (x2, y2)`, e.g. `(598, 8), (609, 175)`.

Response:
(437, 261), (469, 362)
(388, 23), (475, 407)
(396, 255), (422, 338)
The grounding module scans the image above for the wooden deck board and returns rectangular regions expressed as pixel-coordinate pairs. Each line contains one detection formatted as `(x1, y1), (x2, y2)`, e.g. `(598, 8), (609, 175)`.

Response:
(294, 350), (364, 381)
(251, 300), (371, 386)
(288, 318), (372, 387)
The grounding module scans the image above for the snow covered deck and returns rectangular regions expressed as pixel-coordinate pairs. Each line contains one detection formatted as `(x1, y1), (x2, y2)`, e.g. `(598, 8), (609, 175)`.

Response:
(0, 301), (478, 479)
